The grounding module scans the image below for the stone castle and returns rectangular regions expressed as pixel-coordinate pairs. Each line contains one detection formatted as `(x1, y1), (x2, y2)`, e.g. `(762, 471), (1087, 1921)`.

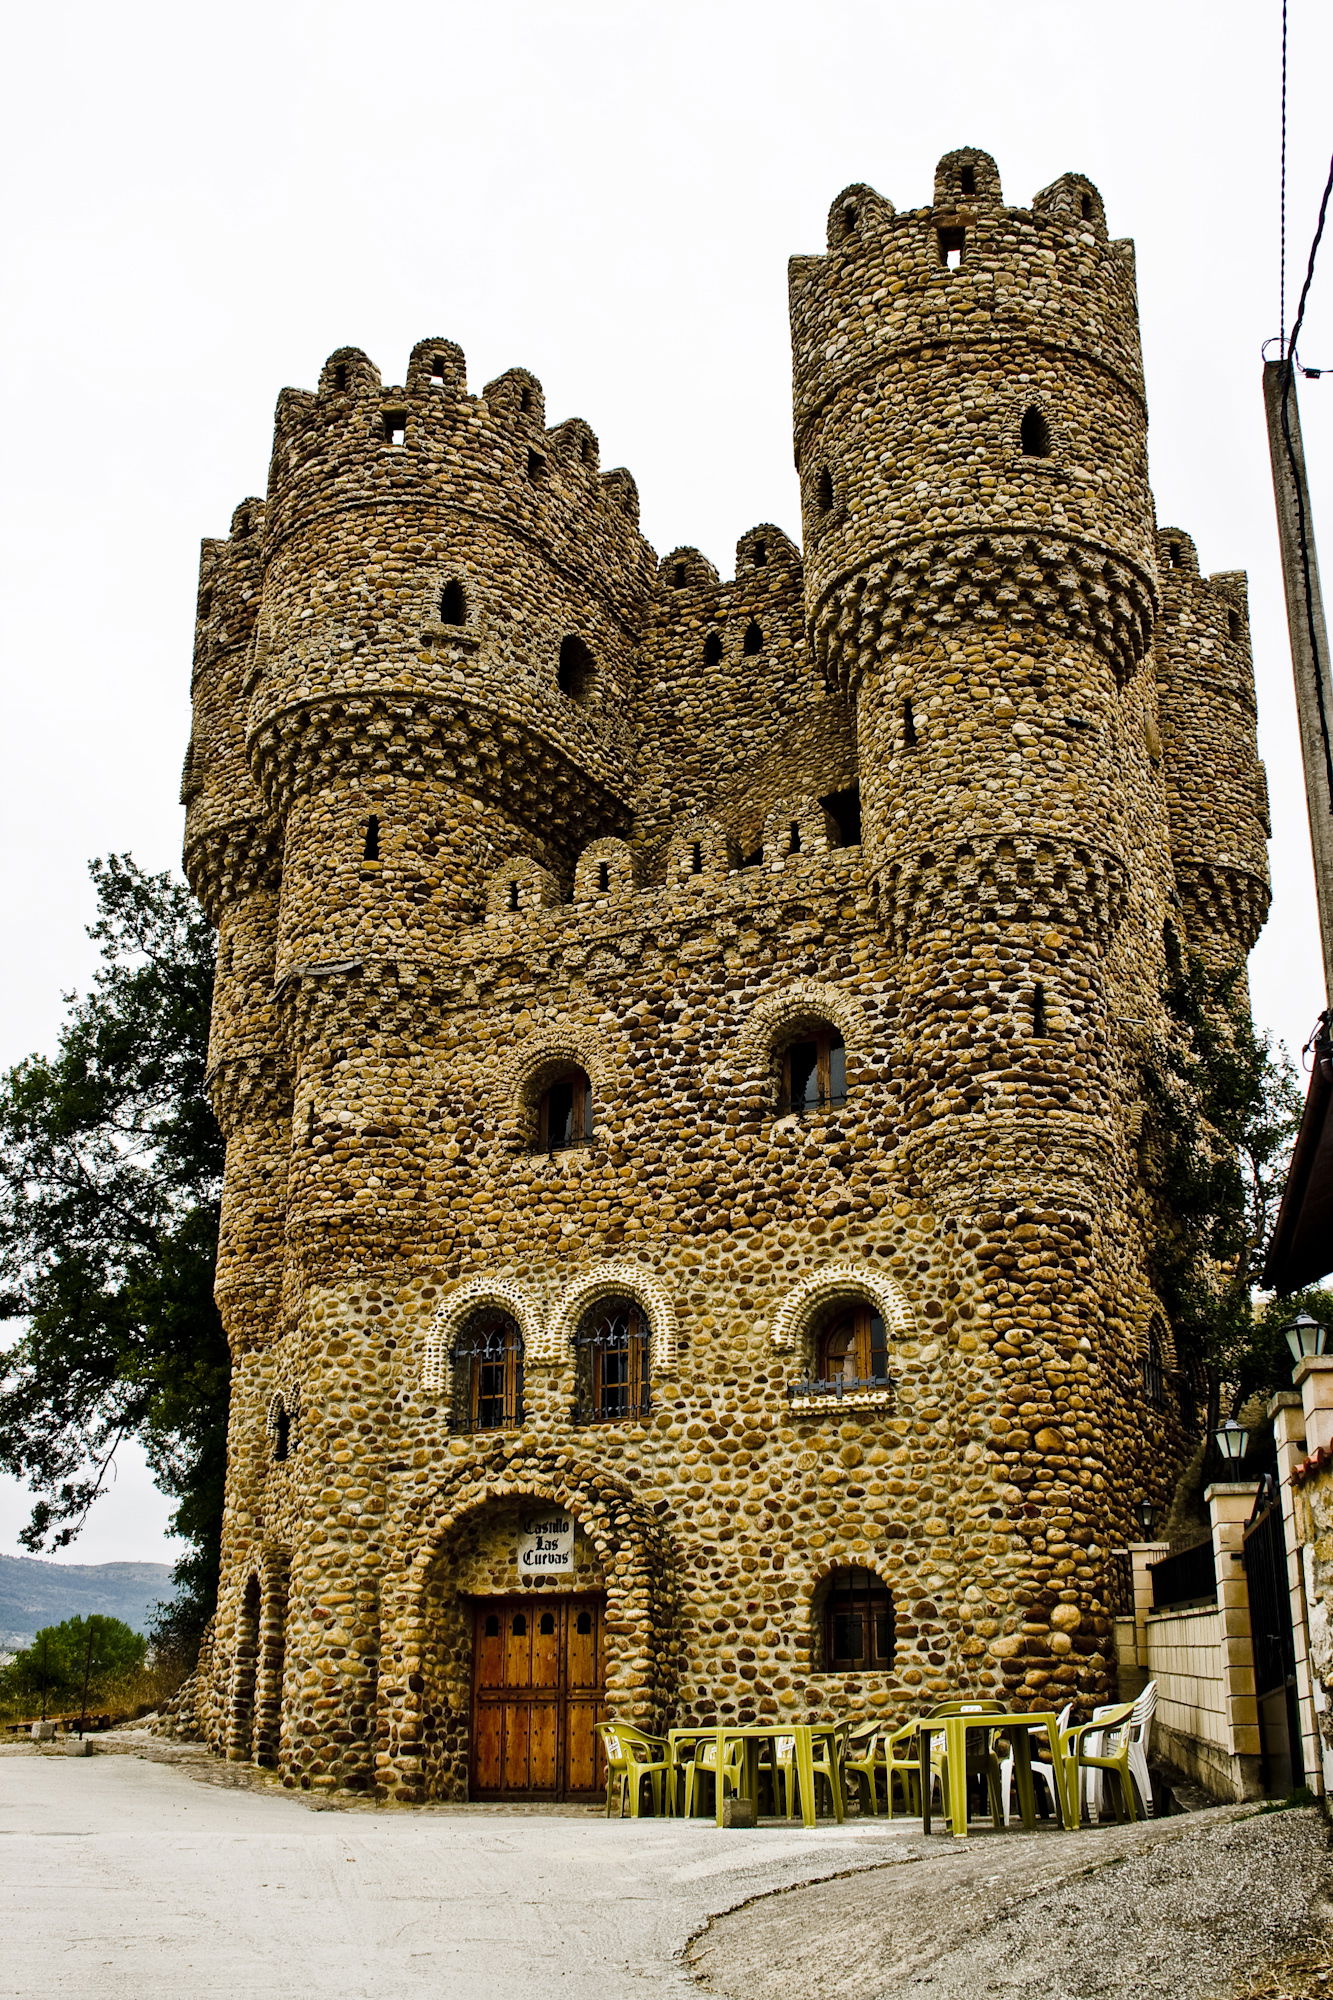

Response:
(183, 147), (1270, 1798)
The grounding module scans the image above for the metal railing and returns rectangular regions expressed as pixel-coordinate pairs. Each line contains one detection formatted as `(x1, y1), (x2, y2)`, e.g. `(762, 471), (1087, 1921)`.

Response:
(786, 1375), (894, 1403)
(1149, 1536), (1217, 1610)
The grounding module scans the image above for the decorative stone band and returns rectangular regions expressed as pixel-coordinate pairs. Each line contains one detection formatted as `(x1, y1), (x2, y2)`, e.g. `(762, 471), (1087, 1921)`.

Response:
(246, 689), (633, 848)
(184, 816), (284, 925)
(213, 1275), (284, 1354)
(1174, 860), (1271, 959)
(206, 1051), (294, 1131)
(767, 1262), (917, 1356)
(421, 1275), (545, 1397)
(897, 1109), (1115, 1215)
(420, 1259), (679, 1390)
(876, 835), (1128, 954)
(812, 533), (1159, 690)
(276, 959), (454, 1052)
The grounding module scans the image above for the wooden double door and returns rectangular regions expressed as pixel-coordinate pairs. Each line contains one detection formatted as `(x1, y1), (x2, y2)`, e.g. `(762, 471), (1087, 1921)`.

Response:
(470, 1594), (606, 1800)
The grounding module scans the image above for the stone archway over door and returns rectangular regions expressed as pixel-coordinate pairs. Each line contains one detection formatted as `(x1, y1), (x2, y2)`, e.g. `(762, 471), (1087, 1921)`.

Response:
(470, 1595), (605, 1800)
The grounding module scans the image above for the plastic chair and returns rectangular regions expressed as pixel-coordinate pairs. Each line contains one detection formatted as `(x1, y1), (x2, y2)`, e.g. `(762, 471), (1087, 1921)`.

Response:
(921, 1706), (1006, 1832)
(1080, 1682), (1156, 1822)
(758, 1733), (797, 1817)
(1000, 1702), (1072, 1825)
(806, 1723), (847, 1821)
(599, 1723), (670, 1818)
(681, 1733), (746, 1818)
(845, 1727), (886, 1816)
(1059, 1700), (1141, 1828)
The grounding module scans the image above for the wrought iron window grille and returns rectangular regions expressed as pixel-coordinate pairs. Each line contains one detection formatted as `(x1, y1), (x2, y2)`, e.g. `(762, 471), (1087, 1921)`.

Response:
(449, 1313), (525, 1433)
(573, 1299), (651, 1424)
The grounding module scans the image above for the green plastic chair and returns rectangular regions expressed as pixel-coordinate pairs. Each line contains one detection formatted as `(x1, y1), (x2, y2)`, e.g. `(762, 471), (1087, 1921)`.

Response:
(1059, 1700), (1140, 1828)
(599, 1723), (670, 1818)
(682, 1733), (747, 1818)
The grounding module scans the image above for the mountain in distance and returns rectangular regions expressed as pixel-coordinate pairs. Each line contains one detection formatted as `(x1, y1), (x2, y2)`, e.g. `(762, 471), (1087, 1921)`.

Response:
(0, 1553), (175, 1651)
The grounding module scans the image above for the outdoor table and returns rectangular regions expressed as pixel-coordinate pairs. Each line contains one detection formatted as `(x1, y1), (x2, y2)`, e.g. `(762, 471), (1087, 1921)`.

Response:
(667, 1723), (845, 1828)
(916, 1709), (1068, 1838)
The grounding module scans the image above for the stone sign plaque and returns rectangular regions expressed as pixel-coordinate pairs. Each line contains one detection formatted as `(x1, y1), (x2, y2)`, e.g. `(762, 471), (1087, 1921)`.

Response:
(517, 1511), (575, 1575)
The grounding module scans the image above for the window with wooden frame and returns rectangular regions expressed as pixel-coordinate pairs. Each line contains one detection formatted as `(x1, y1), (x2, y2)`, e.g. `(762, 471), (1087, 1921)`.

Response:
(781, 1026), (846, 1114)
(535, 1066), (593, 1151)
(815, 1301), (889, 1387)
(821, 1568), (895, 1672)
(574, 1297), (650, 1423)
(451, 1309), (524, 1433)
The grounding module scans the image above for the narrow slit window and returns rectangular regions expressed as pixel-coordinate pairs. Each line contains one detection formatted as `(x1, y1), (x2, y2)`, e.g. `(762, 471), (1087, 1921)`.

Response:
(1020, 407), (1051, 458)
(903, 696), (918, 747)
(742, 621), (764, 656)
(199, 588), (213, 619)
(1228, 609), (1242, 641)
(596, 860), (610, 892)
(430, 354), (448, 384)
(842, 204), (858, 238)
(1032, 983), (1048, 1037)
(527, 449), (547, 481)
(272, 1402), (291, 1463)
(519, 386), (532, 413)
(938, 227), (966, 269)
(363, 814), (380, 861)
(817, 466), (835, 513)
(333, 362), (349, 392)
(703, 631), (723, 665)
(788, 822), (801, 854)
(820, 784), (862, 846)
(506, 881), (519, 912)
(439, 579), (467, 624)
(235, 511), (250, 539)
(689, 841), (703, 875)
(959, 164), (976, 196)
(753, 540), (767, 567)
(383, 411), (407, 447)
(673, 562), (687, 587)
(1080, 193), (1093, 221)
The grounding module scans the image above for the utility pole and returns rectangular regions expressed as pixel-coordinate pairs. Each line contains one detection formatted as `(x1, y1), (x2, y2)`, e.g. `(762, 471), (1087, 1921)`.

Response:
(1263, 359), (1333, 1003)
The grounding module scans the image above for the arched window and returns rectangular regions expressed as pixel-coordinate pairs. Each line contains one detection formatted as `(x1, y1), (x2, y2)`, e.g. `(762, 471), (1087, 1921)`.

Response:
(536, 1065), (593, 1150)
(820, 1568), (895, 1672)
(451, 1309), (524, 1432)
(703, 631), (723, 665)
(575, 1296), (650, 1423)
(959, 163), (977, 197)
(814, 1301), (889, 1387)
(273, 1401), (291, 1462)
(439, 579), (467, 624)
(781, 1026), (846, 1114)
(1020, 407), (1051, 457)
(1142, 1319), (1167, 1410)
(742, 621), (764, 656)
(558, 634), (595, 700)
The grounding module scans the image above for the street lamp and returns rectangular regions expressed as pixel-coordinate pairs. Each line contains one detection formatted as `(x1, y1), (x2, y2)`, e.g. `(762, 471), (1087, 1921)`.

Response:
(1282, 1311), (1329, 1366)
(1136, 1499), (1155, 1537)
(1213, 1418), (1250, 1463)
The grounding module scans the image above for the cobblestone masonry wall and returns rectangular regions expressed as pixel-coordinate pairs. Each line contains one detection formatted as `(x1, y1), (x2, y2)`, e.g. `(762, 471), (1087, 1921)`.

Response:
(182, 149), (1270, 1797)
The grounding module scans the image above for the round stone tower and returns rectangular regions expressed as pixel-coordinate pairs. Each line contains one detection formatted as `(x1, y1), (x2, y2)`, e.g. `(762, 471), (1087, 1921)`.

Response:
(789, 150), (1170, 1700)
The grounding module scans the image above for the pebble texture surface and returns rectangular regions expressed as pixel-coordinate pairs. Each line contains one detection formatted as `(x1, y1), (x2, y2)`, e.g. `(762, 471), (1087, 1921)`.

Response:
(182, 148), (1270, 1796)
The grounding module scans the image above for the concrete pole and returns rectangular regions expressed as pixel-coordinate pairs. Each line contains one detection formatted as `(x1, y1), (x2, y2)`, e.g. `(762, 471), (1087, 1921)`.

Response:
(1264, 360), (1333, 1003)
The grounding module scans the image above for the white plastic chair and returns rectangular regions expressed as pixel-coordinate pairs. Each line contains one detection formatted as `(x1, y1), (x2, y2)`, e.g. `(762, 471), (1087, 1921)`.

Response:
(1000, 1703), (1071, 1825)
(1081, 1680), (1156, 1822)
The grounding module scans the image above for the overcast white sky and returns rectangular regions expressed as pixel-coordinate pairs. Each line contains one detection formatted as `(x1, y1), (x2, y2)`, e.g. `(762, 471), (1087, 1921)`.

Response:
(2, 0), (1331, 1569)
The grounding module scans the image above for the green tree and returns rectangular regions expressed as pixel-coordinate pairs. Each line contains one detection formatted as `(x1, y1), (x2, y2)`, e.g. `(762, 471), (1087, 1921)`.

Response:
(0, 856), (227, 1643)
(1, 1614), (148, 1705)
(1140, 940), (1305, 1410)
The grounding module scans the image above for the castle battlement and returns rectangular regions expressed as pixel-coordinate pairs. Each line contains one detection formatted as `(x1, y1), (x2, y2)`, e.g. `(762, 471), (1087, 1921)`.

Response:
(184, 151), (1274, 1804)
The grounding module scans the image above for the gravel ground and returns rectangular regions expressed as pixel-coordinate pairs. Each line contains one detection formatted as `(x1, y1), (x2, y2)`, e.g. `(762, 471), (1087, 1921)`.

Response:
(689, 1804), (1333, 2000)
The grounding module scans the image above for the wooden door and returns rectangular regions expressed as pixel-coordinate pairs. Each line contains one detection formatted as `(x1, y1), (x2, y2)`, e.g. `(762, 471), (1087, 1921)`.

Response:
(470, 1595), (606, 1800)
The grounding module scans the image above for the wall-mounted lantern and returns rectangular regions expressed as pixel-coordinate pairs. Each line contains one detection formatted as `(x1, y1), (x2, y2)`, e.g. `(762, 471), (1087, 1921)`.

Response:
(1283, 1311), (1329, 1365)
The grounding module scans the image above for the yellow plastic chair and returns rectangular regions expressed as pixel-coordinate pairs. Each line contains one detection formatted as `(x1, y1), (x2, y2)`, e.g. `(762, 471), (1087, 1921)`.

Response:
(1059, 1700), (1140, 1828)
(805, 1723), (847, 1822)
(882, 1720), (924, 1819)
(845, 1727), (886, 1816)
(682, 1734), (747, 1818)
(921, 1705), (1006, 1833)
(599, 1723), (670, 1818)
(758, 1732), (798, 1817)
